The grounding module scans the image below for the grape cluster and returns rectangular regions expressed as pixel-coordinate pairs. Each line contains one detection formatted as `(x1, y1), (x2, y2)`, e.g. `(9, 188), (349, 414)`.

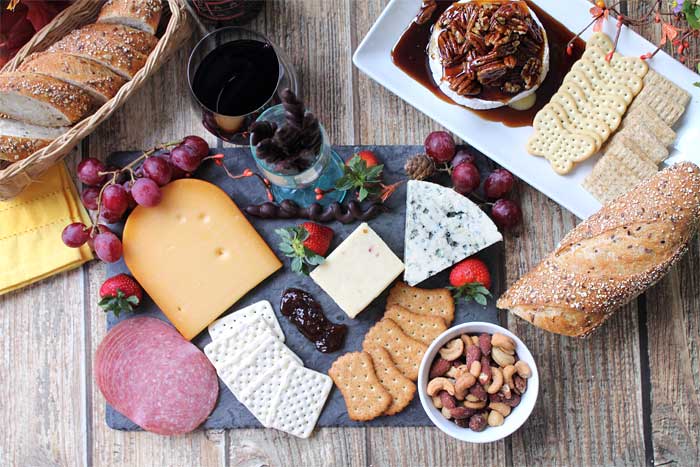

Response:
(423, 131), (522, 230)
(61, 136), (210, 262)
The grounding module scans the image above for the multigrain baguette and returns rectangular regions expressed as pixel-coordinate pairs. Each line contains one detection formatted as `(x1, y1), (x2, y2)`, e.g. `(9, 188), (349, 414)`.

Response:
(18, 52), (127, 103)
(0, 72), (93, 127)
(0, 118), (68, 162)
(98, 0), (163, 35)
(47, 24), (154, 79)
(497, 162), (700, 337)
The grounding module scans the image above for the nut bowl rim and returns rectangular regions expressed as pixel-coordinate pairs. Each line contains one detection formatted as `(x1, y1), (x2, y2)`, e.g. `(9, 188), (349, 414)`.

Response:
(417, 321), (539, 443)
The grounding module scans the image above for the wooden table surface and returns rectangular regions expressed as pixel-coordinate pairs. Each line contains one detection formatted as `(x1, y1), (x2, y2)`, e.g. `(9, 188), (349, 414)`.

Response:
(2, 1), (699, 466)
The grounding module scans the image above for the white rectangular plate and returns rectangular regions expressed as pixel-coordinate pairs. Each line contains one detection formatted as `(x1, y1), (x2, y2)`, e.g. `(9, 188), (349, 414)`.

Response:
(353, 0), (700, 219)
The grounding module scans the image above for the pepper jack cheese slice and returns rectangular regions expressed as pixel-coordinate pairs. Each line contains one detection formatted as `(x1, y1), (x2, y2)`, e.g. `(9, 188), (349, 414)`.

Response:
(310, 222), (404, 318)
(123, 179), (281, 340)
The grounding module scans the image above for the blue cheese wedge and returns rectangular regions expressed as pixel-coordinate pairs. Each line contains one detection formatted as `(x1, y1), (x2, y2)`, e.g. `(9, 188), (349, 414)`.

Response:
(404, 180), (502, 286)
(310, 222), (404, 318)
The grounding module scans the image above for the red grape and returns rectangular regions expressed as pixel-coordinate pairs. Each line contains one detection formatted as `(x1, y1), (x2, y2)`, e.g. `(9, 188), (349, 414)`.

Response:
(159, 152), (187, 180)
(131, 178), (162, 207)
(81, 186), (100, 210)
(101, 184), (129, 217)
(424, 131), (456, 163)
(452, 162), (481, 194)
(122, 181), (137, 209)
(93, 231), (123, 262)
(87, 224), (111, 250)
(452, 149), (475, 168)
(182, 135), (209, 159)
(61, 222), (90, 248)
(100, 208), (123, 224)
(484, 169), (515, 199)
(170, 144), (201, 173)
(142, 156), (173, 186)
(491, 199), (522, 229)
(77, 158), (106, 186)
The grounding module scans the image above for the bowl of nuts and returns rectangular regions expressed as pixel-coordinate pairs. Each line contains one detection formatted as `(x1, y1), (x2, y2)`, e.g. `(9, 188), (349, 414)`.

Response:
(418, 322), (538, 443)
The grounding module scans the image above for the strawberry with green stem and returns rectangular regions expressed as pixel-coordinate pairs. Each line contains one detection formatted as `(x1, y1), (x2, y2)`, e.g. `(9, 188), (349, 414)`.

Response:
(276, 223), (334, 274)
(334, 153), (385, 202)
(98, 274), (143, 317)
(447, 258), (492, 306)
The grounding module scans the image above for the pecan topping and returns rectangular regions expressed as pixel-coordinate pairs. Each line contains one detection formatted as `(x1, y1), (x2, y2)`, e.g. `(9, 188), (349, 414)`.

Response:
(434, 1), (545, 99)
(416, 0), (438, 25)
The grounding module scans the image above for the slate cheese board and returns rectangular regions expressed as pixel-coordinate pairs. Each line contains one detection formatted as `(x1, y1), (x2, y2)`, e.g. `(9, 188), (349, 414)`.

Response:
(105, 145), (503, 430)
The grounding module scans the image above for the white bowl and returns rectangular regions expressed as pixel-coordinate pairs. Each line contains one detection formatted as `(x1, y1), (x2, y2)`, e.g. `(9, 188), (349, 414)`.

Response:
(418, 322), (539, 443)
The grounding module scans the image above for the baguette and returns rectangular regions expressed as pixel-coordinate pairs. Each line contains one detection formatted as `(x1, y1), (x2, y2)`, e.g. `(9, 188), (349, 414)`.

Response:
(0, 118), (68, 162)
(98, 0), (163, 35)
(0, 72), (93, 127)
(18, 52), (127, 103)
(497, 162), (700, 337)
(47, 24), (154, 79)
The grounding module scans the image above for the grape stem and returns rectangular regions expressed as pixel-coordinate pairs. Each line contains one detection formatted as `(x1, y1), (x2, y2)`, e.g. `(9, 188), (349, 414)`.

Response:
(208, 154), (274, 202)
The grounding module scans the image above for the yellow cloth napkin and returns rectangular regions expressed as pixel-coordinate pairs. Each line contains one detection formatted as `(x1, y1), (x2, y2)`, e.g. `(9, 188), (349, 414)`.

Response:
(0, 163), (93, 295)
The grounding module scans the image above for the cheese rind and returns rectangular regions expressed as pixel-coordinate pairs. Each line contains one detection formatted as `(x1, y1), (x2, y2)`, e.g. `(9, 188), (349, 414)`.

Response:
(310, 222), (404, 318)
(403, 180), (502, 286)
(123, 179), (281, 340)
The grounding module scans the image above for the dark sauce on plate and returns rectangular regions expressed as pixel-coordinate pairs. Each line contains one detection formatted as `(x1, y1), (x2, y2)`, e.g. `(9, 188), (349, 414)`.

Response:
(280, 288), (347, 353)
(390, 0), (585, 127)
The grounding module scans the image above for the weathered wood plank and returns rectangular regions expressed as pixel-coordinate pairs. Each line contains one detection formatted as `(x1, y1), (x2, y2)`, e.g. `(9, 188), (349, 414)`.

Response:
(85, 42), (225, 467)
(504, 183), (647, 466)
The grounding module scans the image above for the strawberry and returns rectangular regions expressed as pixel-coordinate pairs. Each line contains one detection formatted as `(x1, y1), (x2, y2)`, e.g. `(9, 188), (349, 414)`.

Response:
(448, 258), (492, 305)
(276, 223), (334, 275)
(300, 222), (334, 256)
(352, 150), (380, 168)
(98, 274), (143, 317)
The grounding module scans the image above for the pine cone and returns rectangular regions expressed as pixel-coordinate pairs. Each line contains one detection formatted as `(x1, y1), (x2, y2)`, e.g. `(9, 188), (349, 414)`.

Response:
(404, 153), (436, 180)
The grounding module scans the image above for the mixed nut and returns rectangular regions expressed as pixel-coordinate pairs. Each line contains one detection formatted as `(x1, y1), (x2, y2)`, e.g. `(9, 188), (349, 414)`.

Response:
(427, 332), (531, 431)
(434, 1), (546, 98)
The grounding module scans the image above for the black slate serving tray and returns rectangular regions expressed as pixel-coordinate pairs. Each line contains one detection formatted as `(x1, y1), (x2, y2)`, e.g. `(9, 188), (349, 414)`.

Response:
(105, 145), (503, 430)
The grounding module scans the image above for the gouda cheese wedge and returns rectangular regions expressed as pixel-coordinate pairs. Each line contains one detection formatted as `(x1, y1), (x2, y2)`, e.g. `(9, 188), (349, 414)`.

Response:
(123, 179), (281, 340)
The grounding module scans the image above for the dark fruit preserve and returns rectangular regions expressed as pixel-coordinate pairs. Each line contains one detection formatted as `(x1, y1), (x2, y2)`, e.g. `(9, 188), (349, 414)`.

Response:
(193, 39), (279, 116)
(391, 0), (585, 127)
(280, 288), (347, 353)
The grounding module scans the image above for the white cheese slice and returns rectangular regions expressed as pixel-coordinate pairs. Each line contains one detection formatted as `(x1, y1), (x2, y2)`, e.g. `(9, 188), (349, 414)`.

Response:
(310, 222), (404, 318)
(427, 0), (550, 110)
(403, 180), (502, 286)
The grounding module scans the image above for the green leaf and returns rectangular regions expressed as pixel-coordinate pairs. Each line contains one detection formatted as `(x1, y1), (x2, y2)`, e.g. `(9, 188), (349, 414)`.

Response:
(278, 243), (294, 254)
(358, 186), (369, 201)
(126, 296), (139, 305)
(474, 294), (487, 306)
(366, 164), (384, 180)
(694, 82), (700, 88)
(291, 256), (303, 273)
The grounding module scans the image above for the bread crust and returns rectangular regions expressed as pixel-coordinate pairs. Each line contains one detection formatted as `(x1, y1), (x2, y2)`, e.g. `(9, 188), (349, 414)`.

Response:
(18, 52), (127, 103)
(98, 0), (163, 35)
(497, 162), (700, 337)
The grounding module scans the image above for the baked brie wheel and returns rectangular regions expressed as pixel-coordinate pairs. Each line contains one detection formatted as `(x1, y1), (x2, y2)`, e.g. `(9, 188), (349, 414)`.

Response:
(428, 0), (550, 110)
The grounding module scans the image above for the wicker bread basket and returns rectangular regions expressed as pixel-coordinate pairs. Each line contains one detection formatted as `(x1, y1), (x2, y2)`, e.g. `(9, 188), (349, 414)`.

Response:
(0, 0), (191, 199)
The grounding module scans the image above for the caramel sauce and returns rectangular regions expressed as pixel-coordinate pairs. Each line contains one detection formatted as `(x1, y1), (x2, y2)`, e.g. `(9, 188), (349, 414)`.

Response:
(391, 0), (585, 127)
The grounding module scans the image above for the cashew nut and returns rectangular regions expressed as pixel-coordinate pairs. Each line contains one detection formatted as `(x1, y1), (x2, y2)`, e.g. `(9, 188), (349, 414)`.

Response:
(503, 364), (517, 389)
(471, 335), (480, 346)
(491, 332), (515, 352)
(501, 383), (512, 399)
(488, 402), (511, 417)
(432, 395), (443, 409)
(439, 338), (464, 361)
(487, 367), (504, 394)
(454, 374), (476, 400)
(464, 400), (487, 409)
(466, 394), (480, 403)
(445, 366), (459, 378)
(469, 360), (481, 378)
(441, 407), (453, 419)
(427, 377), (455, 396)
(487, 410), (504, 427)
(460, 335), (472, 349)
(492, 346), (516, 367)
(514, 360), (532, 379)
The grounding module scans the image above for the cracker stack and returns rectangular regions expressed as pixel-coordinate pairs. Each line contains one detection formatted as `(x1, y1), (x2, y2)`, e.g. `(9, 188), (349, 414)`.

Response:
(329, 282), (455, 421)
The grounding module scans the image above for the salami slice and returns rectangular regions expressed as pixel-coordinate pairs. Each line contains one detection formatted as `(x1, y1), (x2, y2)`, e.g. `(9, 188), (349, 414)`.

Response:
(95, 317), (219, 435)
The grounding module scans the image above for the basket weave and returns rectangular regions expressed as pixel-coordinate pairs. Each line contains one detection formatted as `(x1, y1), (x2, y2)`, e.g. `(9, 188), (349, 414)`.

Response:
(0, 0), (191, 199)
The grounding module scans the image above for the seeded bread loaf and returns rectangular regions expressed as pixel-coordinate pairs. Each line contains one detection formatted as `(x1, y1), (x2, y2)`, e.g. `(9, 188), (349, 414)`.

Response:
(0, 72), (93, 127)
(98, 0), (163, 35)
(47, 23), (155, 78)
(18, 52), (127, 103)
(0, 118), (68, 162)
(497, 162), (700, 337)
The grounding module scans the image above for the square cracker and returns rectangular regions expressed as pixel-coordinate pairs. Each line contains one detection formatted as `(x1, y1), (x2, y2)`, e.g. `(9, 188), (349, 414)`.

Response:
(608, 128), (668, 164)
(204, 317), (289, 370)
(623, 103), (676, 146)
(208, 300), (284, 342)
(629, 85), (686, 126)
(386, 281), (455, 324)
(384, 304), (447, 346)
(362, 318), (427, 380)
(268, 364), (333, 438)
(328, 351), (392, 421)
(235, 359), (295, 427)
(582, 140), (658, 204)
(365, 345), (416, 416)
(642, 69), (691, 108)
